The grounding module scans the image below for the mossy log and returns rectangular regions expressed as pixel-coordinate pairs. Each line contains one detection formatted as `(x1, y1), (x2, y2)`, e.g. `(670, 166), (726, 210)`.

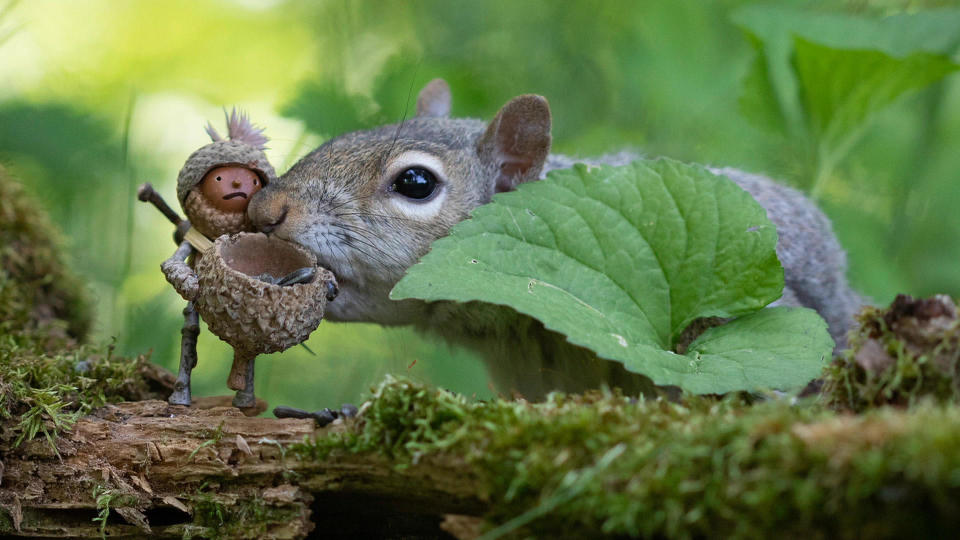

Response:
(0, 399), (485, 539)
(4, 373), (960, 539)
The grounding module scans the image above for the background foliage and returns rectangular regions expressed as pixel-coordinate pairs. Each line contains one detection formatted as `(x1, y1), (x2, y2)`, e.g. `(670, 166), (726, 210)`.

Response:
(1, 0), (958, 409)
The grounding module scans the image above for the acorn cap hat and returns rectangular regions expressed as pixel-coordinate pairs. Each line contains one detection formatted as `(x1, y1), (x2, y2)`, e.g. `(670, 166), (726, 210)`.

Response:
(176, 109), (278, 204)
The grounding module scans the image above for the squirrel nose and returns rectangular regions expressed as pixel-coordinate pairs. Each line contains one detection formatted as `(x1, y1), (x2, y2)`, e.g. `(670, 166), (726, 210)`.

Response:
(249, 191), (291, 233)
(258, 206), (288, 234)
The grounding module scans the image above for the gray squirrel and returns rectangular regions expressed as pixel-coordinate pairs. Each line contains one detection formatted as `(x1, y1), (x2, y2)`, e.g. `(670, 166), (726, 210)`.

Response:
(249, 79), (862, 399)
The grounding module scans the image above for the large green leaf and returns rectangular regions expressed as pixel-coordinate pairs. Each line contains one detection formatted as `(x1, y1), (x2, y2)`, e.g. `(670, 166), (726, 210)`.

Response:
(739, 31), (793, 138)
(733, 5), (960, 60)
(392, 160), (833, 393)
(734, 5), (960, 174)
(793, 36), (958, 155)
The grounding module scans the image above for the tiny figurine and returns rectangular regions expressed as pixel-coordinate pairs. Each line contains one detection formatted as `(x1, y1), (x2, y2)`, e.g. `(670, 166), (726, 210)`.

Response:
(138, 110), (337, 408)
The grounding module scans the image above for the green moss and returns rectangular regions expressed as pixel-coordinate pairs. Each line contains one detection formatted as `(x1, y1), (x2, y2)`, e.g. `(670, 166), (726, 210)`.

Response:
(0, 506), (12, 533)
(190, 488), (227, 531)
(0, 341), (153, 454)
(294, 376), (960, 539)
(822, 296), (960, 412)
(1, 169), (158, 452)
(187, 421), (226, 463)
(187, 485), (301, 540)
(0, 168), (90, 350)
(92, 485), (140, 539)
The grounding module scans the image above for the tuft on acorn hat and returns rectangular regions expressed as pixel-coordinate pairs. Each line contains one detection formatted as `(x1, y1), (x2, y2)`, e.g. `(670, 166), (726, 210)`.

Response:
(176, 109), (278, 206)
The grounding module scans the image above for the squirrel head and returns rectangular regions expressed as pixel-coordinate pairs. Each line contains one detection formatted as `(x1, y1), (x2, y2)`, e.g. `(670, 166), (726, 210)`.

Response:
(248, 79), (551, 324)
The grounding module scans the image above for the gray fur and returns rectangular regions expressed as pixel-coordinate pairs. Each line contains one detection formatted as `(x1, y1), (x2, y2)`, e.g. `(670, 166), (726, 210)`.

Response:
(249, 81), (862, 398)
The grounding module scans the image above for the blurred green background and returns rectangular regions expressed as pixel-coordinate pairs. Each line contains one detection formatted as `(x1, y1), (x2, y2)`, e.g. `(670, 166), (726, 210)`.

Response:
(1, 0), (958, 409)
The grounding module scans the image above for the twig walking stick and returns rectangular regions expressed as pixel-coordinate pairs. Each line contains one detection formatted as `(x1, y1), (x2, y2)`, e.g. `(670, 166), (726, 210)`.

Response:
(136, 183), (211, 251)
(137, 182), (185, 226)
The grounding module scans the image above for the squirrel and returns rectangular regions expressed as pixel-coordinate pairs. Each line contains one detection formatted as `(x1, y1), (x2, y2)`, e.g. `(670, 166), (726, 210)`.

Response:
(248, 79), (863, 399)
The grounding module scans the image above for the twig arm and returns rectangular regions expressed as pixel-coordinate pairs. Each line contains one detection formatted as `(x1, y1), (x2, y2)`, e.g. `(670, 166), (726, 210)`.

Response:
(161, 241), (199, 301)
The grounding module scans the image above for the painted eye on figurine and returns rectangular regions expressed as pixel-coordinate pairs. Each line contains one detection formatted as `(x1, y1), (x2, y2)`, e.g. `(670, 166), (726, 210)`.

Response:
(199, 166), (263, 213)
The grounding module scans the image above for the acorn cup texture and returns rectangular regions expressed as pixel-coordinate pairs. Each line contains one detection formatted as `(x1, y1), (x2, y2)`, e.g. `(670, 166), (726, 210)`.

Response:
(193, 232), (334, 360)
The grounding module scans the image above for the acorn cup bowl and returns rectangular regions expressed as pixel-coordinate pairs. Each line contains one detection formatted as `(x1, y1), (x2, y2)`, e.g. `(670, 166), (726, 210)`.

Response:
(192, 232), (335, 396)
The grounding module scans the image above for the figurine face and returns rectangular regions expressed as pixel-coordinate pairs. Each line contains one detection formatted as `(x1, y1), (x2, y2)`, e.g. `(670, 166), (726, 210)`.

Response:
(199, 166), (263, 213)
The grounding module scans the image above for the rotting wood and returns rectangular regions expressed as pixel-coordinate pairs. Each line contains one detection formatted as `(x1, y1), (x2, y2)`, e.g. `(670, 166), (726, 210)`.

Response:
(0, 400), (486, 539)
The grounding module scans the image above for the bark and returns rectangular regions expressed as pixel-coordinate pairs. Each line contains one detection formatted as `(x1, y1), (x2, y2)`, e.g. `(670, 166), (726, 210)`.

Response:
(0, 400), (485, 539)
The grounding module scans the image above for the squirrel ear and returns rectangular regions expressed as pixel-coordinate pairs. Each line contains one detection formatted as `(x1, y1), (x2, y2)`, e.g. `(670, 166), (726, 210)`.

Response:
(478, 95), (552, 192)
(416, 79), (452, 117)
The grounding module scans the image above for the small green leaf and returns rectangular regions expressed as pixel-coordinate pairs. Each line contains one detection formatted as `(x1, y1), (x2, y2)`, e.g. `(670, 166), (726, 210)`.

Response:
(678, 307), (833, 394)
(393, 160), (831, 393)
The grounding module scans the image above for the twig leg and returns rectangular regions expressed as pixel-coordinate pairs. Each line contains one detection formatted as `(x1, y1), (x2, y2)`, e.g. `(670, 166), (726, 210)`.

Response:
(168, 302), (199, 406)
(231, 351), (257, 409)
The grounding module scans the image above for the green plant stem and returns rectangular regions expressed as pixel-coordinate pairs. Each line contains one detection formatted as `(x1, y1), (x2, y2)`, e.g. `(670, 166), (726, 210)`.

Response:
(809, 148), (837, 201)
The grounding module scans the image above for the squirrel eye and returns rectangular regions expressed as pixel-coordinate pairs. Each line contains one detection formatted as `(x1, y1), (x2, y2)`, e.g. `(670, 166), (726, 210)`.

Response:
(391, 167), (437, 200)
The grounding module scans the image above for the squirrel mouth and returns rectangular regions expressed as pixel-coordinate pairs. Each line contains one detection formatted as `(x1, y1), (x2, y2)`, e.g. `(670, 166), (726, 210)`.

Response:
(223, 192), (248, 200)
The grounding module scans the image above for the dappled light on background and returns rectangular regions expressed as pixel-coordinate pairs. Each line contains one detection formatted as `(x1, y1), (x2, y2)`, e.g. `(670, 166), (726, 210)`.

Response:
(1, 0), (958, 408)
